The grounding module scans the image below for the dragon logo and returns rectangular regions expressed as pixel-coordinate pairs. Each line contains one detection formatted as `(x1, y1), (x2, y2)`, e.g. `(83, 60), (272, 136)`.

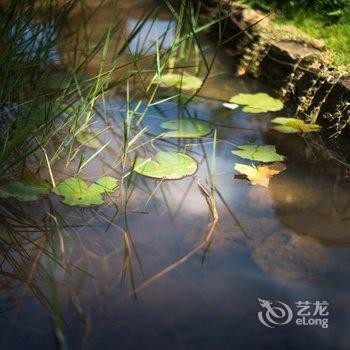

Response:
(258, 298), (293, 328)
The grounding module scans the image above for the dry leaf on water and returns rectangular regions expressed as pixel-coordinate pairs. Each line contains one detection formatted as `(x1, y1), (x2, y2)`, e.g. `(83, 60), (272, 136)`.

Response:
(234, 162), (286, 187)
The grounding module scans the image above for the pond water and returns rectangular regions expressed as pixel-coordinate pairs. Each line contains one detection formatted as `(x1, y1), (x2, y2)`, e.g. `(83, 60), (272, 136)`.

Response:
(0, 1), (349, 350)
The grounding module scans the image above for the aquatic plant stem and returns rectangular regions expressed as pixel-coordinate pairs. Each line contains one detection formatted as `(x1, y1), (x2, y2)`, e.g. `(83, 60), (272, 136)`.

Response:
(114, 182), (219, 303)
(36, 137), (56, 187)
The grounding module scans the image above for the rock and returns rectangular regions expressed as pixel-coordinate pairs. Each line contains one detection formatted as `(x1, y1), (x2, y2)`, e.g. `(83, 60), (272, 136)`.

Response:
(241, 8), (270, 30)
(271, 41), (321, 62)
(195, 0), (350, 140)
(252, 230), (331, 284)
(270, 173), (350, 247)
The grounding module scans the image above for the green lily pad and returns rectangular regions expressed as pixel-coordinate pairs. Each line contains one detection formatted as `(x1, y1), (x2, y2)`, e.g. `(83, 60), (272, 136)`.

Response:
(76, 129), (103, 149)
(0, 178), (51, 201)
(156, 91), (201, 104)
(134, 151), (197, 180)
(154, 73), (203, 90)
(271, 117), (322, 134)
(232, 145), (285, 163)
(160, 118), (212, 138)
(229, 93), (283, 113)
(52, 176), (118, 206)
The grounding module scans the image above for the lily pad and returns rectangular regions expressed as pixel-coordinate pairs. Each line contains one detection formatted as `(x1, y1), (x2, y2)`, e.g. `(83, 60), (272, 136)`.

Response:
(76, 129), (103, 149)
(154, 73), (202, 90)
(52, 176), (117, 206)
(271, 117), (321, 134)
(156, 91), (201, 104)
(161, 118), (212, 138)
(229, 93), (283, 113)
(234, 162), (286, 187)
(232, 145), (285, 163)
(0, 179), (51, 201)
(134, 151), (197, 180)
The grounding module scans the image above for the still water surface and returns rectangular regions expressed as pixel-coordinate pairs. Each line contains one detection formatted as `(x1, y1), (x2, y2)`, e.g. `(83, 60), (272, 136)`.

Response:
(0, 1), (349, 349)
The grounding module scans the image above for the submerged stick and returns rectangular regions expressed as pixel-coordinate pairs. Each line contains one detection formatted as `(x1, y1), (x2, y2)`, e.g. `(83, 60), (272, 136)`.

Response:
(115, 181), (219, 303)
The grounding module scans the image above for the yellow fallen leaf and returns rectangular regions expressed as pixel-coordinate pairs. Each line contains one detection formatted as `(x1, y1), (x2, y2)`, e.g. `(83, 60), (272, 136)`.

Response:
(234, 162), (286, 187)
(271, 117), (321, 134)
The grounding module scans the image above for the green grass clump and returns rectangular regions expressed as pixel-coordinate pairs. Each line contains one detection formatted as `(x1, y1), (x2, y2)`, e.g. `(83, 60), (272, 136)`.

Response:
(241, 0), (350, 72)
(273, 14), (350, 71)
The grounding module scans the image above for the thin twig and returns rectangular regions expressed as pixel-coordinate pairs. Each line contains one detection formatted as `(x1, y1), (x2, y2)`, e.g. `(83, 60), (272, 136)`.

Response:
(114, 181), (219, 303)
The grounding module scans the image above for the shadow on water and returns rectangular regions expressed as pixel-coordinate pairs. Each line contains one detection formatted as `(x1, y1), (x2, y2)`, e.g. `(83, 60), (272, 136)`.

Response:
(0, 1), (349, 350)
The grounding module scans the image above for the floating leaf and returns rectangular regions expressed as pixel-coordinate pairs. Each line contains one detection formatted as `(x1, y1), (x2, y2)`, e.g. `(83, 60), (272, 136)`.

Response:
(154, 73), (202, 90)
(76, 129), (103, 149)
(52, 176), (117, 206)
(161, 118), (212, 138)
(271, 117), (321, 134)
(235, 162), (286, 187)
(156, 91), (201, 104)
(223, 102), (239, 110)
(232, 145), (285, 163)
(92, 176), (117, 192)
(0, 178), (51, 201)
(229, 93), (283, 113)
(134, 151), (197, 180)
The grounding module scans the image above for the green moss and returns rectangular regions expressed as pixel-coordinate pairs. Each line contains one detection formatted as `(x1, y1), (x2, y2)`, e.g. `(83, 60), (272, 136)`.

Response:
(274, 14), (350, 71)
(240, 1), (350, 72)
